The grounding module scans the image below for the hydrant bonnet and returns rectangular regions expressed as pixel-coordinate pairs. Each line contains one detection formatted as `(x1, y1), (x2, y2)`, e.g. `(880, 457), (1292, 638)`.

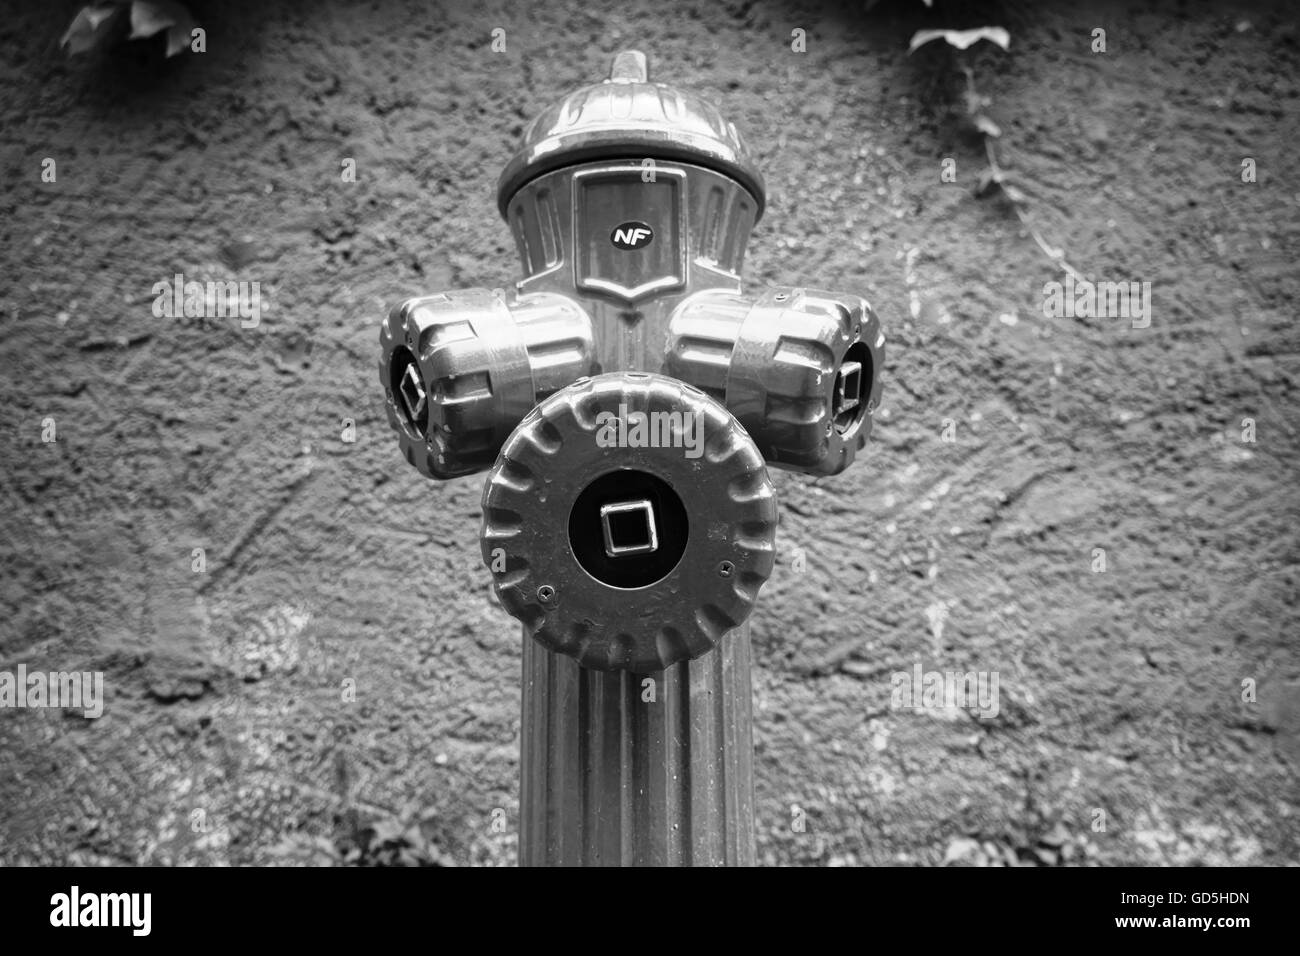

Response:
(495, 50), (767, 222)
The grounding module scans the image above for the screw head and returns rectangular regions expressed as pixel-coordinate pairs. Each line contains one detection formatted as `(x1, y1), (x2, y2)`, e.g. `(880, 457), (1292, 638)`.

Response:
(717, 561), (734, 578)
(537, 585), (557, 604)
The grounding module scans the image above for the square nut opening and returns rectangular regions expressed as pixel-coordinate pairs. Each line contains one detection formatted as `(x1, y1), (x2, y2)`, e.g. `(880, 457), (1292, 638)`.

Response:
(834, 360), (862, 419)
(399, 363), (428, 425)
(600, 499), (658, 558)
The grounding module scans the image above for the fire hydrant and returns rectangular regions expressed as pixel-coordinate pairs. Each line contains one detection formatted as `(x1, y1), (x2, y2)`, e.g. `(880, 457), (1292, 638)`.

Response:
(379, 50), (884, 866)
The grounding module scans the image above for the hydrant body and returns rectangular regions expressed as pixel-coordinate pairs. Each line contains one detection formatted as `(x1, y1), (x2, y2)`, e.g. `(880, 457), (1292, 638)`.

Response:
(379, 51), (884, 865)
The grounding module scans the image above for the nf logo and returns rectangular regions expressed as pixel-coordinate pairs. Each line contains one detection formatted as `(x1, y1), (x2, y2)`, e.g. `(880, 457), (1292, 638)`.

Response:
(611, 221), (654, 250)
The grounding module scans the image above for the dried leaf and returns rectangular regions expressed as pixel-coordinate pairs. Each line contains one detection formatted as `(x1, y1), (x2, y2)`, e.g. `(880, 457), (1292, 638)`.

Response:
(129, 0), (175, 38)
(62, 0), (196, 58)
(129, 0), (196, 57)
(909, 27), (1011, 55)
(60, 4), (126, 55)
(975, 167), (1001, 198)
(973, 114), (1002, 138)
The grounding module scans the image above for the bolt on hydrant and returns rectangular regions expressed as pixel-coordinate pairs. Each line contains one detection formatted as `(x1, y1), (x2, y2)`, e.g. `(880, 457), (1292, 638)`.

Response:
(379, 51), (885, 866)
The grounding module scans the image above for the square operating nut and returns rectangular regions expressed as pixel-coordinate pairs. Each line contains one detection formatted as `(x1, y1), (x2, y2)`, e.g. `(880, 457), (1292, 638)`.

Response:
(399, 362), (428, 425)
(600, 499), (658, 558)
(833, 360), (863, 419)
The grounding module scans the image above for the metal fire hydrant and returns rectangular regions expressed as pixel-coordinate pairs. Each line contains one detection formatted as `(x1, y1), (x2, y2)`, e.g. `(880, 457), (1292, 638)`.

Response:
(379, 51), (884, 866)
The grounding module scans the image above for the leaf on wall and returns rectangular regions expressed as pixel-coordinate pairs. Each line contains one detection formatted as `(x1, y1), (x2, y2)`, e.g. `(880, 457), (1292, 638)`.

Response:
(59, 4), (127, 55)
(61, 0), (198, 58)
(973, 115), (1002, 138)
(128, 0), (198, 57)
(908, 27), (1011, 55)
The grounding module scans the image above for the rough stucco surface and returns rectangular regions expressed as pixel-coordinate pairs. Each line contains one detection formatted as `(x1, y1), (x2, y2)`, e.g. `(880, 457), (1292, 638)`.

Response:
(0, 0), (1296, 865)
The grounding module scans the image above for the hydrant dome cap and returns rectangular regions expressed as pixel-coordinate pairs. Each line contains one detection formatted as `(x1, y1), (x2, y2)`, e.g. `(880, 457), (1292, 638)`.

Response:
(496, 51), (766, 221)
